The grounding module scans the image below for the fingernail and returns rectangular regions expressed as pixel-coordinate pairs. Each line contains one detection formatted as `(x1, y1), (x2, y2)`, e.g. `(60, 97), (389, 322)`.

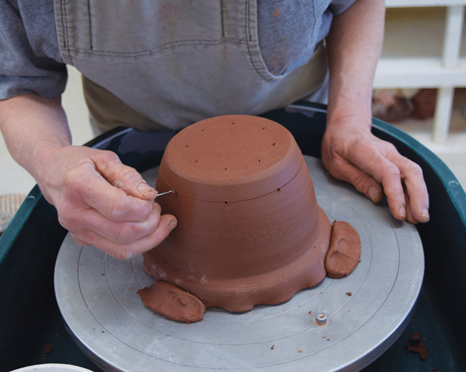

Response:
(137, 182), (153, 194)
(113, 180), (124, 189)
(398, 206), (406, 219)
(368, 187), (379, 202)
(169, 219), (178, 231)
(421, 208), (430, 221)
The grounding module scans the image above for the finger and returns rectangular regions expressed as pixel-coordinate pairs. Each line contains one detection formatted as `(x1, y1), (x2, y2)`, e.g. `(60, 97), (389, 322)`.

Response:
(67, 163), (154, 222)
(391, 156), (430, 223)
(90, 151), (157, 200)
(402, 184), (417, 224)
(347, 149), (407, 220)
(324, 156), (384, 203)
(405, 200), (417, 225)
(70, 234), (90, 246)
(405, 201), (429, 224)
(64, 203), (167, 244)
(76, 214), (178, 260)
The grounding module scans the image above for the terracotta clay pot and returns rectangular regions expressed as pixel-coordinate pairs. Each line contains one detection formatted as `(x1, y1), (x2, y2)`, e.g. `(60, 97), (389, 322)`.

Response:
(143, 115), (331, 312)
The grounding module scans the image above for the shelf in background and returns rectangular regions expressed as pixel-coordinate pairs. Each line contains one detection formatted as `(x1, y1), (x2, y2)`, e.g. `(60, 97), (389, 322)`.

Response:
(375, 4), (466, 142)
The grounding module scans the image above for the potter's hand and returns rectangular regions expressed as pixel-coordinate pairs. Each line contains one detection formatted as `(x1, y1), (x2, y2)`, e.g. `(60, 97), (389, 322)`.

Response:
(0, 95), (175, 257)
(39, 146), (177, 259)
(321, 117), (429, 224)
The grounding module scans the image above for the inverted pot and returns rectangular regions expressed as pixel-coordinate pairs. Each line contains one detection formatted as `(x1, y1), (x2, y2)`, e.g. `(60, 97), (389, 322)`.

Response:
(143, 115), (331, 312)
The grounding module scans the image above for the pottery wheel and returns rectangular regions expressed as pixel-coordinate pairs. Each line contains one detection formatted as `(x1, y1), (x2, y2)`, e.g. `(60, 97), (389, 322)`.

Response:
(54, 156), (424, 372)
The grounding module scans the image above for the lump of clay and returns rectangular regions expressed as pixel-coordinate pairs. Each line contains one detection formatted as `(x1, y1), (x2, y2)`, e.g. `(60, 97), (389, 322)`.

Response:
(325, 221), (361, 279)
(137, 281), (206, 323)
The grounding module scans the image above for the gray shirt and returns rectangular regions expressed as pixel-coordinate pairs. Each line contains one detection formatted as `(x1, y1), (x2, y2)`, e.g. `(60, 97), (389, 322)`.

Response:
(0, 0), (355, 101)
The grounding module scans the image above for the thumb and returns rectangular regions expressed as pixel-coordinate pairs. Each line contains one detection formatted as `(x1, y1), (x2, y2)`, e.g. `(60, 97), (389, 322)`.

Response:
(90, 151), (157, 200)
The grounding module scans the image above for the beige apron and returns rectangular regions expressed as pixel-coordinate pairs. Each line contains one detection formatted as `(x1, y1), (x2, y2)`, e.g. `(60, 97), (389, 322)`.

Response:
(54, 0), (328, 133)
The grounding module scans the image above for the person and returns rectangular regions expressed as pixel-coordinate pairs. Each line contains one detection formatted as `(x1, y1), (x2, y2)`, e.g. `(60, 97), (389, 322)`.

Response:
(0, 0), (429, 260)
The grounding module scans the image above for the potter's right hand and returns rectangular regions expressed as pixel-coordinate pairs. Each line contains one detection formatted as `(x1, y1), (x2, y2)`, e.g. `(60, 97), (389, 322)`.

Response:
(38, 146), (177, 259)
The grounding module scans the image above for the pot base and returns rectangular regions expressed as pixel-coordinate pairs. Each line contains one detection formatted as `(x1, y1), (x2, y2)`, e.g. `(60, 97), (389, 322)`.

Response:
(143, 206), (331, 312)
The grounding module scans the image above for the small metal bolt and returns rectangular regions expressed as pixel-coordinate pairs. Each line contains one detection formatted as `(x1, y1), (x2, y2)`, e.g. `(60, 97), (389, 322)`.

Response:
(315, 313), (328, 325)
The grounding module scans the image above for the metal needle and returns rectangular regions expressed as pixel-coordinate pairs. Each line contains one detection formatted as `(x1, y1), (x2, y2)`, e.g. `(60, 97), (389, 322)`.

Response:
(156, 190), (176, 198)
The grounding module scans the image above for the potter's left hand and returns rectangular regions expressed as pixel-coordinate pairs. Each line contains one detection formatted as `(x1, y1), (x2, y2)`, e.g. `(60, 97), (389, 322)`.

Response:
(321, 116), (430, 224)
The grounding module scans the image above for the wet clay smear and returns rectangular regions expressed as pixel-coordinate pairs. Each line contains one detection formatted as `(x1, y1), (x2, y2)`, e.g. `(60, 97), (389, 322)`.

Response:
(325, 221), (361, 279)
(138, 281), (206, 323)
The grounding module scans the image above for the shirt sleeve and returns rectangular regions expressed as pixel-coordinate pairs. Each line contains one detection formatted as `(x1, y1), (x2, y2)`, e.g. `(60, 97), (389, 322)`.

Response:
(0, 0), (67, 100)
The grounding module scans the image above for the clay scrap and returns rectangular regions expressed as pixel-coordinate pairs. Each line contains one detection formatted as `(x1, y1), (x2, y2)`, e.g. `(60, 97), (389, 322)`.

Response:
(325, 221), (361, 279)
(138, 281), (206, 323)
(406, 332), (427, 360)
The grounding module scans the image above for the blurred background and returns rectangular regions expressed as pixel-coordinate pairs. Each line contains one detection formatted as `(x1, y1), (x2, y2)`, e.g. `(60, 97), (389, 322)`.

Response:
(1, 4), (465, 203)
(371, 4), (466, 189)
